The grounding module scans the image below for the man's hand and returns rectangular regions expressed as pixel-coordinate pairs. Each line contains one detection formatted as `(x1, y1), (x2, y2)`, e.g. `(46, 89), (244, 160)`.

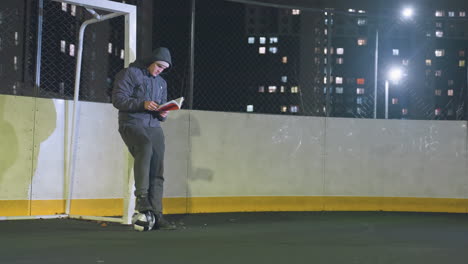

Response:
(160, 111), (169, 118)
(144, 101), (159, 111)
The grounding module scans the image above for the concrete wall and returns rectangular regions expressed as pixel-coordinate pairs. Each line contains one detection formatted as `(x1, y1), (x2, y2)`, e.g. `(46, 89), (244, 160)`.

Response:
(1, 94), (468, 217)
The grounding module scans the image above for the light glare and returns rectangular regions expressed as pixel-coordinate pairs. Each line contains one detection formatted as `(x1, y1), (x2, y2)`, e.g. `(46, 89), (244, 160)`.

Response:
(389, 68), (403, 81)
(402, 8), (414, 18)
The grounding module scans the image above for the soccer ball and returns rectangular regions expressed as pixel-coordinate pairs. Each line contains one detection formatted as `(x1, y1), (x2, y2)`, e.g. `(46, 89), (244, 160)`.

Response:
(132, 211), (156, 232)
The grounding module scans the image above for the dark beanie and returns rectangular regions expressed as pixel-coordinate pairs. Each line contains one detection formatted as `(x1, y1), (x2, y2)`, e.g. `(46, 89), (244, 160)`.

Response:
(145, 47), (172, 68)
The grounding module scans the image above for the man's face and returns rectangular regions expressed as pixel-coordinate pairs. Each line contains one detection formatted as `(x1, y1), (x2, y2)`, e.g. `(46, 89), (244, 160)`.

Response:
(147, 61), (169, 77)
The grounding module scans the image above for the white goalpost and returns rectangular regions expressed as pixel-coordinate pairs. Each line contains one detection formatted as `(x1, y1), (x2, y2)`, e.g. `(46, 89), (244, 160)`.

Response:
(60, 0), (136, 225)
(0, 0), (137, 225)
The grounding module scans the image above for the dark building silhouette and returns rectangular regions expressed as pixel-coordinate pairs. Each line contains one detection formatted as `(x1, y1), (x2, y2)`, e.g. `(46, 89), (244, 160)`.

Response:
(2, 0), (468, 120)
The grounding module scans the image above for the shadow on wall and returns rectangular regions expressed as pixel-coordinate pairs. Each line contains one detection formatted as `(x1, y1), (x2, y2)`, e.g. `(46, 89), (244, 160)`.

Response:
(0, 96), (18, 183)
(185, 113), (214, 213)
(29, 98), (57, 203)
(0, 94), (57, 216)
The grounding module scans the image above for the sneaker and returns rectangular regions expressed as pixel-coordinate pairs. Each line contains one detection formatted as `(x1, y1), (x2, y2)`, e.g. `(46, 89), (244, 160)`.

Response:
(154, 213), (177, 230)
(135, 195), (153, 212)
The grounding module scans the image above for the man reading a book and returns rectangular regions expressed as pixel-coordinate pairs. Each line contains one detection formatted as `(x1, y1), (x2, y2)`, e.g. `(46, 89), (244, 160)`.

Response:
(112, 47), (176, 230)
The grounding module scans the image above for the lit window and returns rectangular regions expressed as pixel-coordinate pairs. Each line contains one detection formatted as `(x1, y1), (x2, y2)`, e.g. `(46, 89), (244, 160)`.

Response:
(392, 98), (399, 104)
(61, 2), (67, 11)
(460, 11), (466, 17)
(259, 47), (266, 54)
(292, 9), (301, 15)
(357, 38), (367, 46)
(324, 47), (334, 54)
(392, 49), (399, 56)
(259, 37), (266, 44)
(258, 86), (265, 93)
(336, 87), (343, 94)
(357, 88), (365, 94)
(291, 86), (299, 93)
(120, 49), (125, 60)
(247, 105), (254, 112)
(280, 86), (285, 93)
(435, 89), (442, 96)
(13, 56), (17, 67)
(448, 80), (454, 86)
(281, 106), (288, 112)
(402, 59), (409, 66)
(108, 43), (112, 54)
(448, 11), (455, 17)
(71, 5), (76, 16)
(435, 70), (442, 77)
(270, 37), (278, 43)
(357, 107), (364, 115)
(60, 40), (66, 53)
(435, 10), (445, 17)
(357, 18), (367, 26)
(337, 48), (344, 55)
(426, 59), (432, 66)
(325, 18), (333, 25)
(336, 77), (343, 84)
(357, 97), (363, 104)
(402, 108), (408, 115)
(248, 37), (255, 44)
(448, 89), (454, 96)
(336, 58), (344, 64)
(324, 77), (328, 84)
(435, 108), (442, 116)
(282, 56), (288, 64)
(281, 76), (287, 83)
(69, 44), (75, 56)
(269, 47), (278, 54)
(357, 78), (365, 85)
(348, 9), (356, 13)
(459, 50), (465, 57)
(358, 10), (366, 14)
(435, 30), (443, 37)
(324, 29), (328, 35)
(268, 86), (277, 93)
(290, 105), (299, 113)
(459, 60), (465, 67)
(435, 49), (445, 57)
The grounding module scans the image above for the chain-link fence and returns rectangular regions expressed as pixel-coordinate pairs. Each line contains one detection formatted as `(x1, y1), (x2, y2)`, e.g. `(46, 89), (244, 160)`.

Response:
(2, 0), (468, 120)
(0, 0), (124, 103)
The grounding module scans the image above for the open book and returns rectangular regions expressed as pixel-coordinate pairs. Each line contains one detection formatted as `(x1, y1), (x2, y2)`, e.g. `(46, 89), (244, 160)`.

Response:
(158, 97), (184, 111)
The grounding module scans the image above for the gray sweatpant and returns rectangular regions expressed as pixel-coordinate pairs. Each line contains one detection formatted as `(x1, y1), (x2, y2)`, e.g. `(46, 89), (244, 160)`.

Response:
(118, 125), (165, 213)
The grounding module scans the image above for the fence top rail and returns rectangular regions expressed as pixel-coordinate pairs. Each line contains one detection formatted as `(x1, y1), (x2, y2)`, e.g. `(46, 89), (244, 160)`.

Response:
(51, 0), (136, 14)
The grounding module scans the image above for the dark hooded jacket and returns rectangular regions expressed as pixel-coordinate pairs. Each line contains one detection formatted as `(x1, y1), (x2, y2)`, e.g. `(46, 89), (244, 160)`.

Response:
(112, 48), (172, 128)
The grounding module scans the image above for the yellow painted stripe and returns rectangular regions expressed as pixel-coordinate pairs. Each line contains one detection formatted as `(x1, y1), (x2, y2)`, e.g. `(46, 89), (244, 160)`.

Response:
(0, 200), (30, 216)
(2, 196), (468, 217)
(31, 200), (66, 215)
(69, 199), (123, 216)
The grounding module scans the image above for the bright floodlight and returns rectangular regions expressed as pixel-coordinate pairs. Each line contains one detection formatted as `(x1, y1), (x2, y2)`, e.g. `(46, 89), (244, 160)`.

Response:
(402, 8), (414, 18)
(388, 68), (403, 82)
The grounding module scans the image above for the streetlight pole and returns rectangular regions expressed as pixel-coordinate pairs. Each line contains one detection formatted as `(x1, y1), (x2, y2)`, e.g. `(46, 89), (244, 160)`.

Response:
(385, 80), (389, 119)
(373, 30), (379, 119)
(386, 67), (403, 119)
